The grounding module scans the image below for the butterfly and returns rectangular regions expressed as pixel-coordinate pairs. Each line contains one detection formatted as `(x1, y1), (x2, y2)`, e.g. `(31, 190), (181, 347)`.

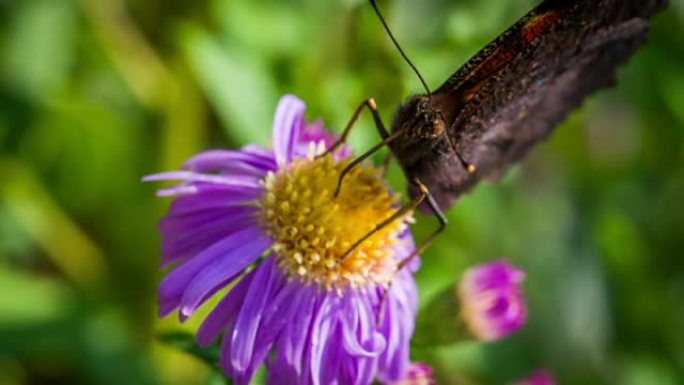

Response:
(331, 0), (667, 264)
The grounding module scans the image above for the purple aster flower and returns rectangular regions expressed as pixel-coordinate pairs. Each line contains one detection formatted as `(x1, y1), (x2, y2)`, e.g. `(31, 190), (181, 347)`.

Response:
(458, 259), (527, 341)
(145, 94), (419, 384)
(514, 369), (556, 385)
(390, 363), (435, 385)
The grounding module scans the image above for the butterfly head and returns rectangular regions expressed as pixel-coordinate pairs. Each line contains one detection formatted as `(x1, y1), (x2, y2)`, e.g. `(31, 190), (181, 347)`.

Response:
(393, 95), (447, 140)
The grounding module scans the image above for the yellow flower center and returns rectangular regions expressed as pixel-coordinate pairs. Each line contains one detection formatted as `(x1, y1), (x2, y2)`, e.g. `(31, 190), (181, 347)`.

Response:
(258, 154), (411, 290)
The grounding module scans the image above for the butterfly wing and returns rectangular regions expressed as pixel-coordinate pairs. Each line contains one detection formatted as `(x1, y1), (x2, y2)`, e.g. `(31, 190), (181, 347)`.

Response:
(423, 0), (666, 205)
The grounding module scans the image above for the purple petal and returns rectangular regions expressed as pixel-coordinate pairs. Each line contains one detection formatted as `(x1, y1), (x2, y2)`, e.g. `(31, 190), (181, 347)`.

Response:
(356, 295), (386, 353)
(272, 94), (305, 167)
(238, 277), (301, 383)
(158, 226), (266, 317)
(221, 323), (237, 378)
(354, 356), (376, 385)
(377, 290), (399, 380)
(230, 258), (280, 373)
(179, 234), (271, 318)
(341, 294), (385, 357)
(319, 325), (344, 384)
(275, 285), (318, 380)
(143, 171), (261, 189)
(308, 293), (335, 385)
(160, 206), (256, 237)
(377, 280), (415, 383)
(197, 272), (256, 346)
(156, 184), (200, 197)
(395, 230), (420, 273)
(294, 292), (327, 383)
(161, 209), (258, 266)
(166, 185), (262, 215)
(242, 144), (276, 161)
(184, 149), (276, 175)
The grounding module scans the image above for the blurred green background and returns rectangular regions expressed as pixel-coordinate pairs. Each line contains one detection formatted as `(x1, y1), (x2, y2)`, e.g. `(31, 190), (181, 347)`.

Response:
(1, 0), (683, 384)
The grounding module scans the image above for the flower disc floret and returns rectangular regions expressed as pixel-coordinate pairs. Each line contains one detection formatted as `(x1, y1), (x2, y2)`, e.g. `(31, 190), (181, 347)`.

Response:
(259, 153), (409, 290)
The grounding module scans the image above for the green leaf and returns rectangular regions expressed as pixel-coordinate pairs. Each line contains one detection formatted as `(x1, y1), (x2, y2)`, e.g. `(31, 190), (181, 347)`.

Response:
(157, 331), (222, 368)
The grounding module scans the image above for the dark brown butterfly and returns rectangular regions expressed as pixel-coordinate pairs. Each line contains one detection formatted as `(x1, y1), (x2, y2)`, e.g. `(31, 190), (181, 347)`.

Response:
(330, 0), (667, 264)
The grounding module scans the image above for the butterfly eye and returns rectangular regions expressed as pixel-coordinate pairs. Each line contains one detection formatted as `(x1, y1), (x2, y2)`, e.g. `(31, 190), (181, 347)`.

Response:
(432, 119), (445, 136)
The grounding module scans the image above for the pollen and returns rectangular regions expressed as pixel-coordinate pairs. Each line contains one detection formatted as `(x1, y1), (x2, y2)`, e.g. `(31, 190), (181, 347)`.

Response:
(258, 154), (411, 291)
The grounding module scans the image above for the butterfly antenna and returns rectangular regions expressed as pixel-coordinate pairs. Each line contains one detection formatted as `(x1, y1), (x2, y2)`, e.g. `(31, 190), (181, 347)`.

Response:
(369, 0), (432, 96)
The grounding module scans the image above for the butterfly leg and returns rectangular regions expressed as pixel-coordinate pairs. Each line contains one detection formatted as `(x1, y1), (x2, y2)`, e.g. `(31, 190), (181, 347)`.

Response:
(457, 153), (477, 174)
(334, 129), (403, 197)
(396, 178), (448, 272)
(334, 180), (426, 266)
(321, 98), (390, 157)
(377, 179), (447, 326)
(326, 98), (402, 197)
